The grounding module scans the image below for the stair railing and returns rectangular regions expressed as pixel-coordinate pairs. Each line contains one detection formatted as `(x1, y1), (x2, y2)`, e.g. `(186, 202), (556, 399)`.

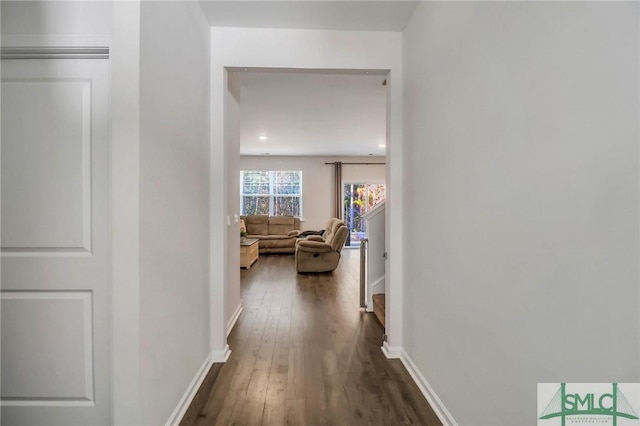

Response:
(359, 238), (368, 308)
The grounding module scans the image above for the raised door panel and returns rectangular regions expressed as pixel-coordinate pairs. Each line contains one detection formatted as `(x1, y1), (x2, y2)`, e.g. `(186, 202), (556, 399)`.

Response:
(2, 79), (91, 252)
(1, 292), (93, 402)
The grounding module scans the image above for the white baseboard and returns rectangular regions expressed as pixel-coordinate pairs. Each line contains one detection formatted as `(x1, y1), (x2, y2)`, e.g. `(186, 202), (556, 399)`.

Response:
(211, 344), (231, 363)
(400, 349), (457, 426)
(227, 303), (243, 337)
(381, 341), (402, 359)
(165, 352), (213, 426)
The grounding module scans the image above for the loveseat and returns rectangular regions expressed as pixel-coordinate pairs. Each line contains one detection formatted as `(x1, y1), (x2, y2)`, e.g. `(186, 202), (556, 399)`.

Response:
(241, 215), (301, 254)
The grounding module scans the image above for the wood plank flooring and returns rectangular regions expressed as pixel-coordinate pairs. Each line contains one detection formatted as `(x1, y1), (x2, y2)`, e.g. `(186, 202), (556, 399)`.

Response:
(181, 249), (441, 426)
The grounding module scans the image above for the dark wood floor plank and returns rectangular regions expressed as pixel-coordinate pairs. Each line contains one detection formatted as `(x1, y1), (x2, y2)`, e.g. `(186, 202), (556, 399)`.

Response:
(284, 399), (306, 426)
(262, 373), (287, 425)
(182, 249), (442, 426)
(285, 300), (305, 401)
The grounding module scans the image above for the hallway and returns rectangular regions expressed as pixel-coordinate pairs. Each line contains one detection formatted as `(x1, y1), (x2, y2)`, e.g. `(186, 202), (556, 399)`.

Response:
(181, 250), (441, 425)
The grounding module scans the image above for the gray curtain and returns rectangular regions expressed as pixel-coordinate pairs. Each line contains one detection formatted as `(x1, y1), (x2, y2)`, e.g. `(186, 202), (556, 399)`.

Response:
(334, 161), (342, 218)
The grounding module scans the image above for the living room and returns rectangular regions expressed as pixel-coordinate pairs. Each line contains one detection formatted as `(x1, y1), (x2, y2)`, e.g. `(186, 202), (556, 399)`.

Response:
(237, 70), (387, 233)
(231, 68), (389, 318)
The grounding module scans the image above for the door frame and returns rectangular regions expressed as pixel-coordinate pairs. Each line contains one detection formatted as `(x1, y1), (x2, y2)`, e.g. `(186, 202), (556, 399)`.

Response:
(210, 28), (405, 359)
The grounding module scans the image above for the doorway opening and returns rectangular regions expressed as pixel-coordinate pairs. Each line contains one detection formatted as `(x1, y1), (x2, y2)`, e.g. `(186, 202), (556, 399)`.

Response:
(221, 65), (394, 347)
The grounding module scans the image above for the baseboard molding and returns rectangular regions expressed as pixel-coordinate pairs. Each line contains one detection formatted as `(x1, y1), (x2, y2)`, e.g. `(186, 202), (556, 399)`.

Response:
(165, 352), (213, 426)
(211, 344), (231, 363)
(227, 303), (243, 337)
(400, 349), (457, 426)
(381, 341), (402, 359)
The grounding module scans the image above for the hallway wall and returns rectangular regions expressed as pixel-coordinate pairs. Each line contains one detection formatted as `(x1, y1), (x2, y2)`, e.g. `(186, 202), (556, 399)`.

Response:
(225, 72), (242, 339)
(139, 2), (211, 424)
(0, 0), (112, 36)
(402, 2), (639, 424)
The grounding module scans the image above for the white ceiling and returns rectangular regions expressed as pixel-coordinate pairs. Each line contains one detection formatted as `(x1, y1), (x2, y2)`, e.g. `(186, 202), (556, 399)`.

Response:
(198, 1), (418, 32)
(237, 70), (388, 156)
(200, 1), (415, 156)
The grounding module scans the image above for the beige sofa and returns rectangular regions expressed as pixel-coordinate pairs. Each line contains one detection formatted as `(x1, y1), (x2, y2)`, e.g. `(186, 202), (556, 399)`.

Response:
(241, 215), (301, 254)
(295, 218), (349, 273)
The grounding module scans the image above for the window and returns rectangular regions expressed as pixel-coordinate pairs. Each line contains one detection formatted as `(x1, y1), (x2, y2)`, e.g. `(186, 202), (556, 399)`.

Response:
(240, 170), (303, 217)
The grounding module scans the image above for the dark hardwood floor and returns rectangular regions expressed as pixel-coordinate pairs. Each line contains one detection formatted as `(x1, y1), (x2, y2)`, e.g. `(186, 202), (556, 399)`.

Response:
(180, 249), (441, 426)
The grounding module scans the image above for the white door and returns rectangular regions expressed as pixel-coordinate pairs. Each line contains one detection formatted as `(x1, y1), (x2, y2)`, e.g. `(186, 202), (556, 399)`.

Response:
(1, 56), (111, 425)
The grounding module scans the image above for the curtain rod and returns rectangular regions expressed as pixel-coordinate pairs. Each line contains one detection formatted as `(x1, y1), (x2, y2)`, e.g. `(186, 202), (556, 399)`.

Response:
(325, 162), (386, 165)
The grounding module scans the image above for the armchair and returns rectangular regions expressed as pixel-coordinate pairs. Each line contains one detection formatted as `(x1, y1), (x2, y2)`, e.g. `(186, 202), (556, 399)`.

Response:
(295, 218), (349, 273)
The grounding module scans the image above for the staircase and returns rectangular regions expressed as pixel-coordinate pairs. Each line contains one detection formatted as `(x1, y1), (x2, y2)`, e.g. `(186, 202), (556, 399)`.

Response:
(361, 201), (386, 330)
(372, 293), (385, 329)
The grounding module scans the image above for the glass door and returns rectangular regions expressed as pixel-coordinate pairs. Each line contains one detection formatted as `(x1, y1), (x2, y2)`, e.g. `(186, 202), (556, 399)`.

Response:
(342, 183), (386, 246)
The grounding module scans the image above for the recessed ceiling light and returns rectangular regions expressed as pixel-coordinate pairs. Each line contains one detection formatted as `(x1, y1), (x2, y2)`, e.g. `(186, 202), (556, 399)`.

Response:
(259, 135), (268, 141)
(378, 143), (386, 148)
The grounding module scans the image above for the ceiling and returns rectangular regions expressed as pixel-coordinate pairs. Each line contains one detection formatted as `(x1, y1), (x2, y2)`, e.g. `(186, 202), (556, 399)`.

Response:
(197, 1), (418, 32)
(238, 70), (388, 156)
(199, 1), (416, 156)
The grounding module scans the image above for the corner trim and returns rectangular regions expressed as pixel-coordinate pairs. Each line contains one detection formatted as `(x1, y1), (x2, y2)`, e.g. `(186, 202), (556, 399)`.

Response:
(211, 344), (231, 363)
(381, 341), (402, 358)
(164, 353), (213, 426)
(227, 303), (243, 336)
(399, 349), (458, 426)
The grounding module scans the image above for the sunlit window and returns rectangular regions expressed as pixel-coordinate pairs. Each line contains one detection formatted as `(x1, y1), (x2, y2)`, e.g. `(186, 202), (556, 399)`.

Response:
(240, 170), (303, 217)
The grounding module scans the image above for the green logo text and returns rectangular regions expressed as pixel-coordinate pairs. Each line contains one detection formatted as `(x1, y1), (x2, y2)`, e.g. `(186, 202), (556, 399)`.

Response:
(539, 383), (639, 426)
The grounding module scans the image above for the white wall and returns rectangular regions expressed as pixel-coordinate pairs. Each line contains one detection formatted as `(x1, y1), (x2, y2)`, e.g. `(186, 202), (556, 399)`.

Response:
(1, 1), (112, 37)
(402, 2), (639, 425)
(111, 2), (141, 424)
(225, 72), (242, 335)
(138, 2), (211, 424)
(211, 28), (404, 356)
(240, 156), (385, 231)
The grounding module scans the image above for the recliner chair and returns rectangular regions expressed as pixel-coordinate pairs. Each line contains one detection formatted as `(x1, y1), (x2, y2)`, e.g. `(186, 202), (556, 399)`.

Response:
(295, 218), (349, 273)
